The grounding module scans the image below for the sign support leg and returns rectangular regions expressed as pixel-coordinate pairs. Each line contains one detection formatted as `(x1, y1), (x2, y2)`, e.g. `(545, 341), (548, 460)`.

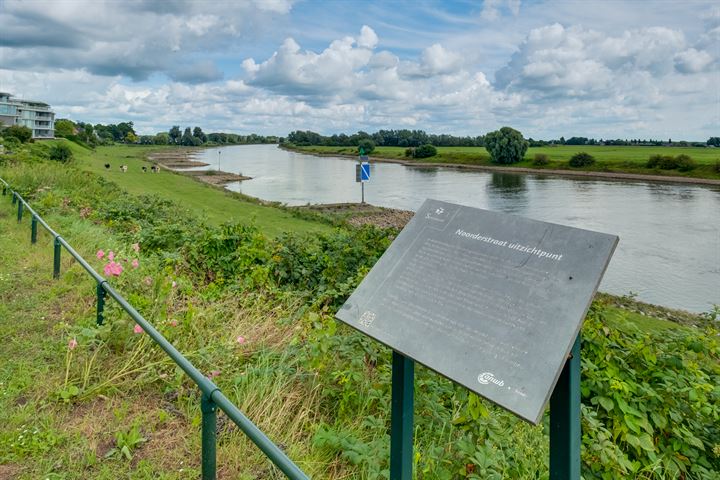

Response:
(390, 351), (414, 480)
(361, 182), (365, 204)
(550, 333), (581, 480)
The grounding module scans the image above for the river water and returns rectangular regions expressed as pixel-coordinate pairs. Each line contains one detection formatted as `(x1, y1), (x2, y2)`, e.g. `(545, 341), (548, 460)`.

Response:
(195, 145), (720, 313)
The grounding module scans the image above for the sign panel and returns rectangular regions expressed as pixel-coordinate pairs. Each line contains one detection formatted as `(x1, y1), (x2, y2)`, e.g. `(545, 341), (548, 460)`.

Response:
(336, 199), (617, 423)
(361, 162), (370, 182)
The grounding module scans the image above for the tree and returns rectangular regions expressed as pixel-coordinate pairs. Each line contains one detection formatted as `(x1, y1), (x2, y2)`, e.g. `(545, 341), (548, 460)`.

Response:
(54, 119), (76, 138)
(484, 127), (529, 164)
(192, 126), (207, 143)
(169, 126), (181, 145)
(181, 127), (195, 146)
(358, 139), (375, 154)
(125, 132), (138, 143)
(3, 125), (33, 143)
(413, 144), (437, 158)
(707, 137), (720, 147)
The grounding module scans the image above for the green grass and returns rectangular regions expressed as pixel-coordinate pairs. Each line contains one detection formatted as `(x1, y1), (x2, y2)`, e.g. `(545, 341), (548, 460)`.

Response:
(65, 142), (332, 236)
(291, 144), (720, 180)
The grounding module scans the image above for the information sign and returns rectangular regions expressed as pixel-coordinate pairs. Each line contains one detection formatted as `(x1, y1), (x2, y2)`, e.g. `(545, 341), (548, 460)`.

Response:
(336, 199), (617, 423)
(361, 162), (370, 182)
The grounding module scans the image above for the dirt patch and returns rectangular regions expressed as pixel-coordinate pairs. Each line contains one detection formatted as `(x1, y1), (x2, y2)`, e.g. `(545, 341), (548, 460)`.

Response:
(147, 149), (209, 168)
(182, 170), (252, 186)
(303, 203), (413, 230)
(0, 464), (22, 480)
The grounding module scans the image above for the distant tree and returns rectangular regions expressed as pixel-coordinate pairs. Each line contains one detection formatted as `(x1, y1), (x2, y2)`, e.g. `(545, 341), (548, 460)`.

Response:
(181, 127), (195, 146)
(154, 132), (170, 145)
(117, 122), (135, 141)
(568, 152), (595, 167)
(3, 125), (33, 143)
(707, 137), (720, 147)
(49, 143), (73, 163)
(358, 139), (375, 154)
(413, 144), (437, 158)
(125, 132), (138, 143)
(54, 119), (76, 138)
(484, 127), (529, 164)
(193, 126), (207, 143)
(169, 126), (181, 145)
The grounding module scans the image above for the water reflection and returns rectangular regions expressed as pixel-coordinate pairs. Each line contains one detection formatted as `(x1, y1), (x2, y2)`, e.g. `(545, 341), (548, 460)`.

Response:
(488, 172), (527, 193)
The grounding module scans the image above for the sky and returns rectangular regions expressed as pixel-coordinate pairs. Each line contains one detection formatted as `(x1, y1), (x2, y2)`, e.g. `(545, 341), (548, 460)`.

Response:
(1, 0), (718, 139)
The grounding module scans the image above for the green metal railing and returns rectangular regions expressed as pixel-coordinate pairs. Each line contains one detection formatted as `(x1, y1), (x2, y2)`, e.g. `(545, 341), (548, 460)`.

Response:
(0, 176), (309, 480)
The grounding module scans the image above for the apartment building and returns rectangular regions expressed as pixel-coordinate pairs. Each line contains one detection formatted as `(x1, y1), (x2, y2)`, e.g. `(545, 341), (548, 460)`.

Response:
(0, 92), (55, 139)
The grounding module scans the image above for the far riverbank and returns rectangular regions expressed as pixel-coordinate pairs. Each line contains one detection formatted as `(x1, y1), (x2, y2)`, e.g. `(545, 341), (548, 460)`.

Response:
(282, 144), (720, 186)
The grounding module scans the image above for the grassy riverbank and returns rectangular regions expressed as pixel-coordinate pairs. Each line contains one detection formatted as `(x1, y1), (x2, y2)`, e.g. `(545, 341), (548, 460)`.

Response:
(66, 141), (332, 236)
(1, 142), (718, 479)
(289, 144), (720, 181)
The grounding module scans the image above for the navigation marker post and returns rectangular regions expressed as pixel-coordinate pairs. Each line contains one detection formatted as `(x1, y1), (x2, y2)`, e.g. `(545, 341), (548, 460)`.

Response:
(356, 148), (370, 203)
(336, 199), (618, 480)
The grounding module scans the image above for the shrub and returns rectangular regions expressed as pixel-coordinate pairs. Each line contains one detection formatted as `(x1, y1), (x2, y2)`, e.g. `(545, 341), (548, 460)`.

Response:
(675, 154), (696, 172)
(659, 155), (679, 170)
(3, 125), (32, 143)
(715, 161), (720, 174)
(1, 136), (21, 151)
(413, 144), (437, 158)
(49, 143), (73, 163)
(484, 127), (529, 164)
(533, 153), (550, 166)
(569, 152), (595, 167)
(357, 139), (375, 155)
(404, 148), (414, 157)
(646, 154), (663, 168)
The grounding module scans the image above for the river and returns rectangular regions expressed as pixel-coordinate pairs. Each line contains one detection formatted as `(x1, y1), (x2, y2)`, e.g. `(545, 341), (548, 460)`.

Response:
(195, 144), (720, 313)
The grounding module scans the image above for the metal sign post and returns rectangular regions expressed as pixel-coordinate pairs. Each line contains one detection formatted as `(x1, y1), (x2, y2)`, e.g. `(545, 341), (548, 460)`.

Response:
(390, 352), (414, 480)
(356, 148), (370, 203)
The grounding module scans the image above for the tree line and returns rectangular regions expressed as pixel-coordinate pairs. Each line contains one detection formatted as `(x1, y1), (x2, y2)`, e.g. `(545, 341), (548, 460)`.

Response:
(284, 129), (718, 148)
(53, 119), (277, 147)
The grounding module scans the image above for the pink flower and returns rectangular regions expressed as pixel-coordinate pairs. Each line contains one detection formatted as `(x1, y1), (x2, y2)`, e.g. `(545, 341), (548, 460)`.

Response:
(172, 281), (177, 288)
(169, 319), (178, 327)
(68, 338), (78, 350)
(132, 243), (140, 253)
(133, 324), (144, 334)
(108, 251), (115, 261)
(131, 259), (139, 269)
(208, 370), (221, 379)
(96, 250), (105, 259)
(236, 335), (246, 345)
(103, 261), (123, 277)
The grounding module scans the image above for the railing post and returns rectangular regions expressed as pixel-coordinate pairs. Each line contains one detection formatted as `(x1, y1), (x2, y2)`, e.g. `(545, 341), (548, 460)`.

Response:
(17, 199), (23, 222)
(2, 185), (6, 195)
(390, 351), (414, 480)
(12, 191), (17, 205)
(96, 282), (106, 326)
(550, 334), (581, 480)
(53, 236), (61, 279)
(201, 393), (218, 480)
(31, 215), (38, 243)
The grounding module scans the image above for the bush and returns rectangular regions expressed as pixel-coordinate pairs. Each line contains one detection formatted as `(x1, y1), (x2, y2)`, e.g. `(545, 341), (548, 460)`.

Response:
(1, 136), (21, 151)
(49, 143), (73, 163)
(533, 153), (550, 166)
(413, 144), (437, 158)
(484, 127), (529, 164)
(646, 154), (663, 168)
(3, 125), (32, 143)
(569, 152), (595, 167)
(675, 154), (696, 172)
(357, 139), (375, 155)
(404, 148), (414, 157)
(659, 155), (679, 170)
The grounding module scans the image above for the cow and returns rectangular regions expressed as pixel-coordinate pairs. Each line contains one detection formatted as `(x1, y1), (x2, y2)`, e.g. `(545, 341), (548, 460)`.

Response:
(104, 163), (110, 169)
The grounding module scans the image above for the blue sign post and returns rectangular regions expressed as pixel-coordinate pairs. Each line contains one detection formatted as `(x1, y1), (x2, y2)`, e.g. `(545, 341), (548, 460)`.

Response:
(356, 148), (371, 203)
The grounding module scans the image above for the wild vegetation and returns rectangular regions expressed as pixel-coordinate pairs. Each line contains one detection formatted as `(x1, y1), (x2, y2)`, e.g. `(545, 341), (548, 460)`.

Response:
(0, 139), (718, 479)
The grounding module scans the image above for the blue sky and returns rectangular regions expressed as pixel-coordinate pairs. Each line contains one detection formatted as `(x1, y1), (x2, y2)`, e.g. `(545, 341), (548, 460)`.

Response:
(1, 0), (718, 139)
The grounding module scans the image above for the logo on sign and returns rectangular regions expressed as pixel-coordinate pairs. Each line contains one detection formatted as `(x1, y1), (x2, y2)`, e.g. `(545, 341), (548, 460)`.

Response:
(477, 372), (505, 387)
(359, 310), (376, 328)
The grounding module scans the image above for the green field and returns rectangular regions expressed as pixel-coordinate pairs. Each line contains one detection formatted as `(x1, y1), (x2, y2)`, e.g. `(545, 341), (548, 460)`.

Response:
(292, 144), (720, 180)
(68, 142), (331, 236)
